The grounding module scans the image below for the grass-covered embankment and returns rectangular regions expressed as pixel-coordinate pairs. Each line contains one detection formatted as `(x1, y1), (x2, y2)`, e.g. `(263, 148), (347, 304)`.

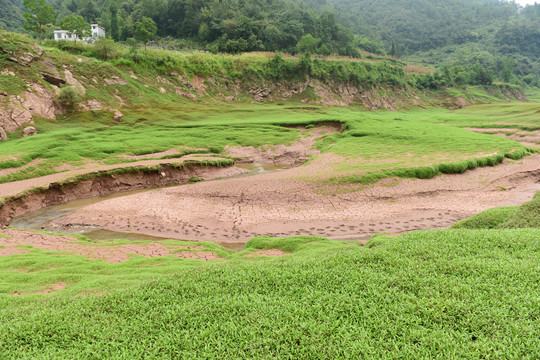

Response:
(0, 230), (538, 358)
(452, 191), (540, 230)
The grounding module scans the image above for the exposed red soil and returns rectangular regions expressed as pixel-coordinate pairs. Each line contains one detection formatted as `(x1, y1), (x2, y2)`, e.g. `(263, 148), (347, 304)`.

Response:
(119, 148), (207, 160)
(0, 154), (241, 199)
(225, 124), (341, 166)
(0, 229), (226, 263)
(173, 251), (226, 261)
(464, 128), (540, 149)
(10, 282), (66, 296)
(36, 282), (66, 294)
(0, 159), (43, 178)
(0, 162), (246, 226)
(2, 123), (540, 259)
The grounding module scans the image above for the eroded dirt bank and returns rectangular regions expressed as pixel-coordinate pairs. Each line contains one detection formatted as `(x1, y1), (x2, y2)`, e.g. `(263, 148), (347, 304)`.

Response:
(49, 153), (540, 243)
(0, 163), (246, 227)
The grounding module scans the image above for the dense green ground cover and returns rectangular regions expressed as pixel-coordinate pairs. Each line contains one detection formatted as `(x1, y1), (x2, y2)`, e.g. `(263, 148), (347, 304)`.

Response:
(0, 230), (538, 358)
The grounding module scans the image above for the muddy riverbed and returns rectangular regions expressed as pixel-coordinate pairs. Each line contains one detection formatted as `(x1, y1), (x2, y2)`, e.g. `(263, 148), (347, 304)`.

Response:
(11, 153), (539, 244)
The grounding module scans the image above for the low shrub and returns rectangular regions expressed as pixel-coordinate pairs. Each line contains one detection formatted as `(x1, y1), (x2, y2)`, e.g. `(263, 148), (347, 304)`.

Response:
(56, 86), (84, 109)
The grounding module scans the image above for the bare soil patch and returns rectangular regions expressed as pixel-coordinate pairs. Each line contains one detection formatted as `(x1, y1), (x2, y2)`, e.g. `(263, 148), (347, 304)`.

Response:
(119, 148), (207, 160)
(0, 154), (240, 199)
(225, 124), (340, 166)
(0, 159), (43, 178)
(0, 229), (226, 263)
(465, 128), (540, 148)
(173, 251), (226, 261)
(48, 153), (540, 243)
(0, 246), (28, 256)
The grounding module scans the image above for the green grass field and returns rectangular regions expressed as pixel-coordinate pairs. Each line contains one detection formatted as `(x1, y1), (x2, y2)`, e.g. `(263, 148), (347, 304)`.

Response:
(0, 230), (538, 358)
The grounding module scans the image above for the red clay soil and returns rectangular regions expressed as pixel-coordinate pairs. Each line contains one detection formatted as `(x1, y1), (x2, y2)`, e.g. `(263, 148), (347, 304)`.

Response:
(49, 153), (540, 243)
(3, 124), (540, 255)
(0, 229), (226, 263)
(10, 282), (66, 296)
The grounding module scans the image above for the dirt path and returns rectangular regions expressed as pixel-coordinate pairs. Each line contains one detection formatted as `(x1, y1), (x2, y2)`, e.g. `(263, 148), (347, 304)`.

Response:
(48, 153), (540, 242)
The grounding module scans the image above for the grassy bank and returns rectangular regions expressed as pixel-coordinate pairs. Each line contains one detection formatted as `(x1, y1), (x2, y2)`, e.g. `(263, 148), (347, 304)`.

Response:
(452, 191), (540, 230)
(0, 230), (538, 358)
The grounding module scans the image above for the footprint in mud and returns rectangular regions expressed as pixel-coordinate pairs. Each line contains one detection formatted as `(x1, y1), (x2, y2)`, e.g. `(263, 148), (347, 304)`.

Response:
(349, 226), (355, 230)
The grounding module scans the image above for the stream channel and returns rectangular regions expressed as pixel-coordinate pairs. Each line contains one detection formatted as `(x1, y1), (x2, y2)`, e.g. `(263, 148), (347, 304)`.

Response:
(9, 163), (288, 251)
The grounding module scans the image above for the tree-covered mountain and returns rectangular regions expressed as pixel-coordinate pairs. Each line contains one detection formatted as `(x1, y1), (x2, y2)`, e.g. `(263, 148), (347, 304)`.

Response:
(4, 0), (362, 56)
(303, 0), (522, 52)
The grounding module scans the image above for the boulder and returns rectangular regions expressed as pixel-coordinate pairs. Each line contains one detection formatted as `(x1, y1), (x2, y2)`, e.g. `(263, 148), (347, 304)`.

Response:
(23, 126), (37, 137)
(42, 55), (60, 77)
(113, 110), (123, 122)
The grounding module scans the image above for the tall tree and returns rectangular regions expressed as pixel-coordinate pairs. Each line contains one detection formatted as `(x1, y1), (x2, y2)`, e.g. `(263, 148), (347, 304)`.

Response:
(22, 0), (56, 44)
(110, 1), (119, 41)
(60, 14), (90, 45)
(78, 0), (98, 23)
(135, 16), (157, 50)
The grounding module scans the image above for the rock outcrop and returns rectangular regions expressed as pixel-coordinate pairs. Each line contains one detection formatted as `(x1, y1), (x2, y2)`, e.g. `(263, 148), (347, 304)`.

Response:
(42, 72), (66, 86)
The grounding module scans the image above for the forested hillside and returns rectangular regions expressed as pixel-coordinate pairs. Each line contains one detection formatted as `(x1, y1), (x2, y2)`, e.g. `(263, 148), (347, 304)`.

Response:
(0, 0), (23, 31)
(1, 0), (539, 84)
(307, 0), (540, 86)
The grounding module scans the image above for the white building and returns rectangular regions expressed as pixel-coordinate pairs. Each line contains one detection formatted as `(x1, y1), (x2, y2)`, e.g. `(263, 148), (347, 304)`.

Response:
(90, 24), (106, 39)
(53, 24), (106, 42)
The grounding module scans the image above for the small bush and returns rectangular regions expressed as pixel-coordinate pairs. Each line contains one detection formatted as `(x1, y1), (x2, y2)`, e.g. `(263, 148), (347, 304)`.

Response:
(56, 86), (84, 109)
